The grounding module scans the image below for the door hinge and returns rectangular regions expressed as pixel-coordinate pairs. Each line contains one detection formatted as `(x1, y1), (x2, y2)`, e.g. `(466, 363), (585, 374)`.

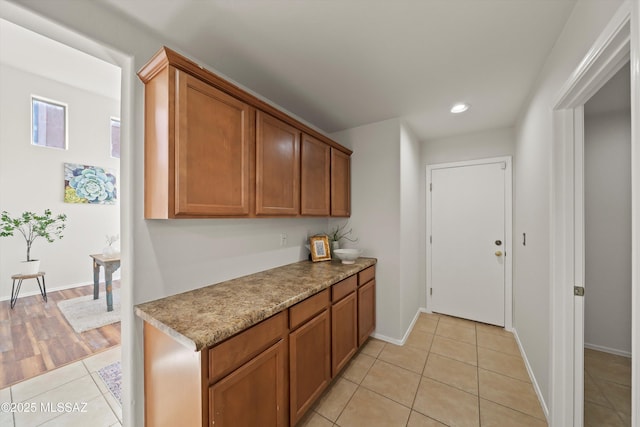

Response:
(574, 286), (585, 297)
(430, 235), (432, 244)
(430, 288), (433, 296)
(430, 183), (432, 192)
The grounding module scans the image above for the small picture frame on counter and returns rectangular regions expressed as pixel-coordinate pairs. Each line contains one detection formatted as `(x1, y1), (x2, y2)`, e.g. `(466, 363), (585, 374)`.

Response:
(309, 235), (331, 262)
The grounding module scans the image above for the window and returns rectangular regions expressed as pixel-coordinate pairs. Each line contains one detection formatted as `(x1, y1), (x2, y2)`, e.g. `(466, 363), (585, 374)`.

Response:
(31, 96), (67, 149)
(110, 118), (120, 159)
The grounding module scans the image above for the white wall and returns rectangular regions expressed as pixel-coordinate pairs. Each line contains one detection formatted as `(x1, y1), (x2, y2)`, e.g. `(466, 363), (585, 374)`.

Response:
(400, 124), (423, 331)
(0, 63), (120, 299)
(332, 118), (404, 340)
(513, 0), (625, 412)
(422, 127), (515, 166)
(331, 120), (424, 342)
(584, 109), (632, 355)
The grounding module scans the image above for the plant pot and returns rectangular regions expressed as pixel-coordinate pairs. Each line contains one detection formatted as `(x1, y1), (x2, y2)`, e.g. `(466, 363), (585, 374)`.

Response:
(331, 240), (340, 259)
(102, 245), (117, 257)
(21, 260), (40, 275)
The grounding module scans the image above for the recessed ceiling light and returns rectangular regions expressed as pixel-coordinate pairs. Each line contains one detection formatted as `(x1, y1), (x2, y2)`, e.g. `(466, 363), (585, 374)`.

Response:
(450, 103), (470, 114)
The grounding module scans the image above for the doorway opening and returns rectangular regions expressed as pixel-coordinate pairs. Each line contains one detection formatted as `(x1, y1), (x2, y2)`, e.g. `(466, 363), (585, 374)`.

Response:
(550, 3), (636, 426)
(583, 62), (632, 425)
(0, 15), (128, 426)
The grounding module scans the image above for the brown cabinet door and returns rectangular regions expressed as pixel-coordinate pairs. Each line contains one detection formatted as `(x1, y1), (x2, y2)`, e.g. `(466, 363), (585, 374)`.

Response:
(174, 70), (253, 216)
(331, 148), (351, 217)
(210, 339), (288, 427)
(301, 134), (330, 216)
(358, 279), (376, 346)
(331, 292), (358, 376)
(289, 310), (331, 424)
(256, 111), (300, 215)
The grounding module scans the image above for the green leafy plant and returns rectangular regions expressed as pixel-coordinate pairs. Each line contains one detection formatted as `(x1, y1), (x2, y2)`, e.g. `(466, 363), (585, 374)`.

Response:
(0, 209), (67, 261)
(328, 222), (358, 244)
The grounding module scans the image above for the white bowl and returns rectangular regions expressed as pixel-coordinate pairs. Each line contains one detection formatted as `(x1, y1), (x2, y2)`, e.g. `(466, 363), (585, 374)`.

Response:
(333, 249), (361, 264)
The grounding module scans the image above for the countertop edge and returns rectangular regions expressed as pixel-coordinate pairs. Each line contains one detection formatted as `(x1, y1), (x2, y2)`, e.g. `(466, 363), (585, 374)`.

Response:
(134, 307), (197, 351)
(136, 258), (377, 351)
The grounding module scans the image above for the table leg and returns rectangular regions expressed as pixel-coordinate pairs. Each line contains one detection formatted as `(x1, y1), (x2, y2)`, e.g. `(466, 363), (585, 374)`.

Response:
(37, 276), (48, 302)
(10, 279), (23, 309)
(105, 269), (113, 312)
(93, 260), (100, 300)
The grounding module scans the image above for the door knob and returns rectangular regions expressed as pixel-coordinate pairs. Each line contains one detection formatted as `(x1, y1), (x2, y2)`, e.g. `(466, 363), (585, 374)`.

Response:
(495, 251), (503, 256)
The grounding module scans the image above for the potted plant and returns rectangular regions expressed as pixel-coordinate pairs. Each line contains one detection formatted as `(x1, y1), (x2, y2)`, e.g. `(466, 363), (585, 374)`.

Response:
(328, 222), (358, 252)
(103, 234), (119, 257)
(0, 209), (67, 274)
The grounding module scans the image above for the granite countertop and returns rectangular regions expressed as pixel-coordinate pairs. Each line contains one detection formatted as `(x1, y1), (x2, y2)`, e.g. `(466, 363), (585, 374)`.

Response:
(135, 257), (377, 351)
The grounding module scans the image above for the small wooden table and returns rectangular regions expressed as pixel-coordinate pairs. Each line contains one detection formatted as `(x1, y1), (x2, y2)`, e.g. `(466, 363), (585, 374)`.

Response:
(10, 272), (47, 309)
(90, 254), (121, 312)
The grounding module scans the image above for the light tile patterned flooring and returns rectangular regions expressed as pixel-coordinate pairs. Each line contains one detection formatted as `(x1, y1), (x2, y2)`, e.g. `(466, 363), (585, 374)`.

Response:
(584, 348), (632, 426)
(0, 346), (121, 427)
(299, 312), (548, 427)
(2, 314), (630, 427)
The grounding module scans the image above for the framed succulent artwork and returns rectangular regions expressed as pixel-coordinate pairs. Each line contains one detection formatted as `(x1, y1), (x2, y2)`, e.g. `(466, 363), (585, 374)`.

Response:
(64, 163), (117, 204)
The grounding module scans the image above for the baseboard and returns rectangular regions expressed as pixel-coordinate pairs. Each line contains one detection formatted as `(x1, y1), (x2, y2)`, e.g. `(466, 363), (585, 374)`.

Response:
(584, 342), (632, 358)
(0, 279), (113, 302)
(372, 307), (423, 346)
(512, 328), (550, 422)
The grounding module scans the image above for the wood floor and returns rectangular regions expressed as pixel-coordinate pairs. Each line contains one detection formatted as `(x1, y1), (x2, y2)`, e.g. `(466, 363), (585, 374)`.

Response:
(0, 281), (121, 389)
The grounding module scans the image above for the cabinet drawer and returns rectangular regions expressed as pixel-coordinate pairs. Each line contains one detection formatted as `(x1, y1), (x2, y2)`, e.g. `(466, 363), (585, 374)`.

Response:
(289, 289), (329, 330)
(331, 275), (357, 303)
(209, 311), (287, 383)
(358, 266), (375, 286)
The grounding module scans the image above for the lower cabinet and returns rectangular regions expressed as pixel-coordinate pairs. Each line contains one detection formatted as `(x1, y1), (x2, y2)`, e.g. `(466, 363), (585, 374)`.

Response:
(331, 277), (358, 377)
(208, 311), (289, 427)
(210, 340), (287, 427)
(142, 265), (376, 427)
(289, 290), (331, 425)
(357, 266), (376, 346)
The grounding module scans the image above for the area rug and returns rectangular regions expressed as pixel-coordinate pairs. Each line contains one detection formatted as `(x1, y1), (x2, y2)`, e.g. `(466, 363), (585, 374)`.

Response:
(57, 289), (121, 333)
(98, 361), (122, 405)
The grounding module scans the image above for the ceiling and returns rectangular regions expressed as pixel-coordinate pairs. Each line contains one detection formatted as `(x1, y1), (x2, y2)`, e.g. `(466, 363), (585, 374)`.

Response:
(0, 19), (121, 100)
(99, 0), (576, 141)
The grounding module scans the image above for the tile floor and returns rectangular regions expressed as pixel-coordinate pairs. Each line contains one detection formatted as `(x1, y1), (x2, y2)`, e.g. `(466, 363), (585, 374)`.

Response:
(0, 346), (121, 427)
(5, 315), (626, 427)
(584, 348), (631, 426)
(299, 312), (548, 427)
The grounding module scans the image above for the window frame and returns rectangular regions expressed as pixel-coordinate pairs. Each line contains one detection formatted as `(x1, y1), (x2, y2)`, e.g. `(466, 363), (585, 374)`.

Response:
(110, 116), (121, 159)
(30, 95), (69, 150)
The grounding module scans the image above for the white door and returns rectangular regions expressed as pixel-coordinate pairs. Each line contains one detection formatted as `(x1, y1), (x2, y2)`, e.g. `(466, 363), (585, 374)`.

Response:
(428, 159), (509, 326)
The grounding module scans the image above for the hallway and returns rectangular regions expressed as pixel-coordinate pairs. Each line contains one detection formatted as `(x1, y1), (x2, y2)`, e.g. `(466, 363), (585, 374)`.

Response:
(300, 312), (546, 426)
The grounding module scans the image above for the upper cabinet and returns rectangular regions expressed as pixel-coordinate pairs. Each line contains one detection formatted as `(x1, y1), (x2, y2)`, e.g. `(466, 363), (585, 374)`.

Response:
(331, 148), (351, 217)
(301, 134), (331, 216)
(175, 71), (253, 217)
(256, 112), (300, 216)
(138, 47), (351, 219)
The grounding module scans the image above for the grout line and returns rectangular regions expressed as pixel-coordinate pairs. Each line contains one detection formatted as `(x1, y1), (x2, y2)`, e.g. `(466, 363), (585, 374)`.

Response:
(13, 369), (89, 403)
(480, 397), (549, 423)
(332, 377), (358, 425)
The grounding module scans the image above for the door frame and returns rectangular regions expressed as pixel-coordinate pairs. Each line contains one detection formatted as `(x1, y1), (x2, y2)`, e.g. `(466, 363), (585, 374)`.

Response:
(425, 156), (513, 331)
(550, 2), (636, 426)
